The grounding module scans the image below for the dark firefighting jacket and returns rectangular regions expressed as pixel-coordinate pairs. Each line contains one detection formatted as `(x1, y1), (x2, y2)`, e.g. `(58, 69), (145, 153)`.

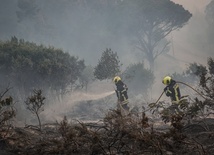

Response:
(164, 80), (181, 102)
(115, 80), (128, 104)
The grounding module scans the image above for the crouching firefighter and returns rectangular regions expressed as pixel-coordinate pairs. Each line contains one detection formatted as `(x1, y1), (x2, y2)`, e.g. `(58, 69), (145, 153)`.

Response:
(162, 76), (181, 104)
(113, 76), (130, 111)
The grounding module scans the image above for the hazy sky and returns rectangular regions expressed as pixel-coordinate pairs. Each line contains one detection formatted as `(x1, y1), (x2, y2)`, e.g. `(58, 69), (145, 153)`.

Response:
(172, 0), (211, 13)
(0, 0), (212, 72)
(1, 0), (213, 122)
(157, 0), (212, 72)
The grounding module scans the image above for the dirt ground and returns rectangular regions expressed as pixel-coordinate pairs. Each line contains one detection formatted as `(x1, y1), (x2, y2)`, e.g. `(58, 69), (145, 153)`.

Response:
(1, 115), (214, 155)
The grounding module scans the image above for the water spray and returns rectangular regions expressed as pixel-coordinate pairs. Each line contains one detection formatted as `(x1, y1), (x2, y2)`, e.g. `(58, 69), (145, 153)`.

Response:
(68, 91), (115, 103)
(43, 90), (116, 121)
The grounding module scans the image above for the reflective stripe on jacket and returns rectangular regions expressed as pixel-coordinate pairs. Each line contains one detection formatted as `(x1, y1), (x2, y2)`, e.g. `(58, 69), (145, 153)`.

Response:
(115, 80), (128, 102)
(164, 80), (181, 102)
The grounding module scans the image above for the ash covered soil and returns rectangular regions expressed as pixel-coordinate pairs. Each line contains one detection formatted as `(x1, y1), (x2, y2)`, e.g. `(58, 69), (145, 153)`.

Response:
(1, 112), (214, 155)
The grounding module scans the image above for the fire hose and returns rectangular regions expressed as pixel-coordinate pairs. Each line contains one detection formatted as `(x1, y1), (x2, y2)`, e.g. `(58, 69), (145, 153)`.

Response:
(146, 81), (207, 112)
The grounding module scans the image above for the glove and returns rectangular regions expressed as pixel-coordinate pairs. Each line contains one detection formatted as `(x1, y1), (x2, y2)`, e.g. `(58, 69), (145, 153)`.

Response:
(178, 100), (188, 110)
(148, 103), (156, 108)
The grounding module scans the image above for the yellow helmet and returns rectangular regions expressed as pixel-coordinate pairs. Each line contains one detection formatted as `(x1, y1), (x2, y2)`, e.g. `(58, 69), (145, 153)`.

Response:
(113, 76), (121, 84)
(162, 76), (172, 85)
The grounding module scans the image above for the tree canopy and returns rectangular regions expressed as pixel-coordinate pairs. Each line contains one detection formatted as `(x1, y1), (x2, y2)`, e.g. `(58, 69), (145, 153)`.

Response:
(118, 0), (192, 70)
(0, 37), (85, 99)
(79, 65), (95, 92)
(122, 62), (154, 95)
(205, 0), (214, 25)
(94, 48), (121, 80)
(205, 0), (214, 54)
(0, 0), (192, 69)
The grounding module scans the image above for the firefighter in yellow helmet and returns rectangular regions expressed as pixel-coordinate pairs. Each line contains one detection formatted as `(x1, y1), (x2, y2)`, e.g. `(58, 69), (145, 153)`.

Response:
(113, 76), (129, 111)
(162, 76), (181, 103)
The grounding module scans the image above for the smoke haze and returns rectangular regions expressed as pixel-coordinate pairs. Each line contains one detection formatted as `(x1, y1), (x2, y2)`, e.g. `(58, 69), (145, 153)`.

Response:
(42, 90), (115, 122)
(0, 0), (211, 68)
(0, 0), (213, 123)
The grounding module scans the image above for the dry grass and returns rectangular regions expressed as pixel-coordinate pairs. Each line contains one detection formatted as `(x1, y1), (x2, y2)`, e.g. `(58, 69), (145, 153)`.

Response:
(1, 107), (214, 155)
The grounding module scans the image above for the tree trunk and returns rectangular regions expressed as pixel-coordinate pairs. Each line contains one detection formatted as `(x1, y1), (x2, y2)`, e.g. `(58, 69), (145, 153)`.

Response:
(36, 112), (41, 130)
(147, 51), (155, 71)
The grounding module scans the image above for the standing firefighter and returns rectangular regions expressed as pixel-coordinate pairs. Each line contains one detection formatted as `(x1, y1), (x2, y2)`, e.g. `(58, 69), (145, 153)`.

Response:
(162, 76), (181, 103)
(113, 76), (129, 111)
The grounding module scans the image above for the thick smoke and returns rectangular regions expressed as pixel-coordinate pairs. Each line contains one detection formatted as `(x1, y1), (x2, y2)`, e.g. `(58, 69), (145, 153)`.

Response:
(0, 0), (213, 124)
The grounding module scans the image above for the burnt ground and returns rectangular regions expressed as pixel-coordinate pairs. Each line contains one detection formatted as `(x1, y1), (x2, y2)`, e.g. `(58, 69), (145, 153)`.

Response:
(1, 113), (214, 155)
